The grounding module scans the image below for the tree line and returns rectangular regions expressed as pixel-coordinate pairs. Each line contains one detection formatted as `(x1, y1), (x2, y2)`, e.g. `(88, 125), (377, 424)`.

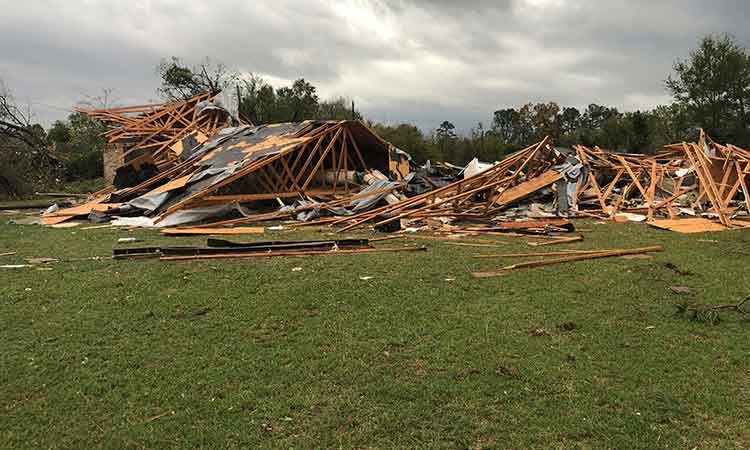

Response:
(1, 34), (748, 197)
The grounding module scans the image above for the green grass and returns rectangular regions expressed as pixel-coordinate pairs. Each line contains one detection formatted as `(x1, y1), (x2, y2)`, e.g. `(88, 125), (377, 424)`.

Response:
(1, 218), (749, 449)
(59, 178), (107, 195)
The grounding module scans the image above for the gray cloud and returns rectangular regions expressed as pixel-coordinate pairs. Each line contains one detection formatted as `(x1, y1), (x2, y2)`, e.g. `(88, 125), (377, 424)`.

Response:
(1, 0), (749, 134)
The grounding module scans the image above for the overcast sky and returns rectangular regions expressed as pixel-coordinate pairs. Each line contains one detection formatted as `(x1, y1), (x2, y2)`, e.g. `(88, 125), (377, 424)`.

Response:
(2, 0), (750, 133)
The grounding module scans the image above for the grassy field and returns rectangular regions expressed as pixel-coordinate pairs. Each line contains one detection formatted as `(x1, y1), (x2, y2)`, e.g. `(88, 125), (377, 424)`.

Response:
(1, 214), (749, 449)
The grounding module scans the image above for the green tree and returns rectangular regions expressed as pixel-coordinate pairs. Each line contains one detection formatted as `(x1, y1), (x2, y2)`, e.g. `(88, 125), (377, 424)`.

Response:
(237, 74), (277, 124)
(531, 102), (561, 140)
(276, 79), (319, 122)
(649, 103), (694, 146)
(666, 34), (750, 143)
(623, 111), (652, 153)
(491, 108), (521, 143)
(316, 97), (362, 121)
(157, 57), (236, 100)
(435, 121), (458, 161)
(370, 123), (436, 163)
(48, 112), (107, 180)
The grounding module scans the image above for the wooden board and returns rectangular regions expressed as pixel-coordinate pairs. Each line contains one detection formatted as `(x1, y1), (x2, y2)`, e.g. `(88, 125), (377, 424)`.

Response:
(648, 218), (732, 233)
(152, 174), (192, 193)
(493, 170), (562, 207)
(161, 227), (265, 236)
(42, 198), (121, 218)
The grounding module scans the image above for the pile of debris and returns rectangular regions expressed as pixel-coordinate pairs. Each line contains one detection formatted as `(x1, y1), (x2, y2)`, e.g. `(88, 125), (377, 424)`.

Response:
(42, 117), (413, 228)
(38, 91), (750, 236)
(573, 131), (750, 232)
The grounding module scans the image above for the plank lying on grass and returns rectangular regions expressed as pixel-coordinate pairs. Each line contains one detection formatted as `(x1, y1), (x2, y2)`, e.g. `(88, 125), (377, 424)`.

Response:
(160, 246), (427, 261)
(161, 227), (265, 236)
(472, 246), (664, 278)
(527, 236), (583, 247)
(474, 249), (607, 259)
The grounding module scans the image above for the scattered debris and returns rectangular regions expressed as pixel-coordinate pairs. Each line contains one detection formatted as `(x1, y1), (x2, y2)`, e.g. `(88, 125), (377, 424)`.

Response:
(0, 251), (16, 257)
(113, 237), (427, 261)
(670, 286), (694, 295)
(117, 237), (139, 243)
(664, 262), (691, 276)
(675, 296), (749, 325)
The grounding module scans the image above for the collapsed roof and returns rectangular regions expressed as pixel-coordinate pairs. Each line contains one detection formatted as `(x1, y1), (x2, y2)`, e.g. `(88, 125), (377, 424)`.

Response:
(42, 119), (410, 226)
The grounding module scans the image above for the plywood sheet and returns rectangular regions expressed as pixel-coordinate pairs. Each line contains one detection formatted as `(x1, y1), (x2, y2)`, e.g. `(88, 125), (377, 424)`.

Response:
(648, 218), (732, 233)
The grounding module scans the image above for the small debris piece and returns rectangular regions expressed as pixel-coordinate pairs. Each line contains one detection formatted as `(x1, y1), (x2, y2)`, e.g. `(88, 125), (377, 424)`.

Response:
(0, 252), (16, 257)
(291, 267), (303, 272)
(495, 365), (521, 379)
(529, 328), (551, 337)
(359, 276), (375, 281)
(26, 258), (59, 265)
(557, 322), (577, 332)
(118, 238), (139, 243)
(1, 265), (29, 269)
(50, 222), (81, 229)
(664, 262), (691, 276)
(670, 286), (694, 295)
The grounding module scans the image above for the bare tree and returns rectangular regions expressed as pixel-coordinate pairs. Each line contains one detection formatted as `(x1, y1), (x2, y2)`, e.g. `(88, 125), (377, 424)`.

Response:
(77, 87), (120, 110)
(0, 78), (42, 147)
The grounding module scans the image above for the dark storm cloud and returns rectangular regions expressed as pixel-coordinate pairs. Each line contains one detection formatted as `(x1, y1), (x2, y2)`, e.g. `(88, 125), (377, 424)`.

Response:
(1, 0), (749, 133)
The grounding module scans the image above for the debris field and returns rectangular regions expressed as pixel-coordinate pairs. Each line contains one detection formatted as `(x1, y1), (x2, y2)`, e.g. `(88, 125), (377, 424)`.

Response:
(22, 91), (750, 270)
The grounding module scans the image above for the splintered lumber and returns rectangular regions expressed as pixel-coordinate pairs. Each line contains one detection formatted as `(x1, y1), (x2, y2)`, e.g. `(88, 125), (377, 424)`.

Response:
(0, 252), (16, 257)
(333, 137), (553, 232)
(527, 236), (584, 247)
(492, 169), (562, 207)
(493, 219), (573, 230)
(159, 246), (427, 261)
(472, 245), (664, 278)
(76, 92), (231, 165)
(161, 227), (265, 236)
(474, 249), (603, 259)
